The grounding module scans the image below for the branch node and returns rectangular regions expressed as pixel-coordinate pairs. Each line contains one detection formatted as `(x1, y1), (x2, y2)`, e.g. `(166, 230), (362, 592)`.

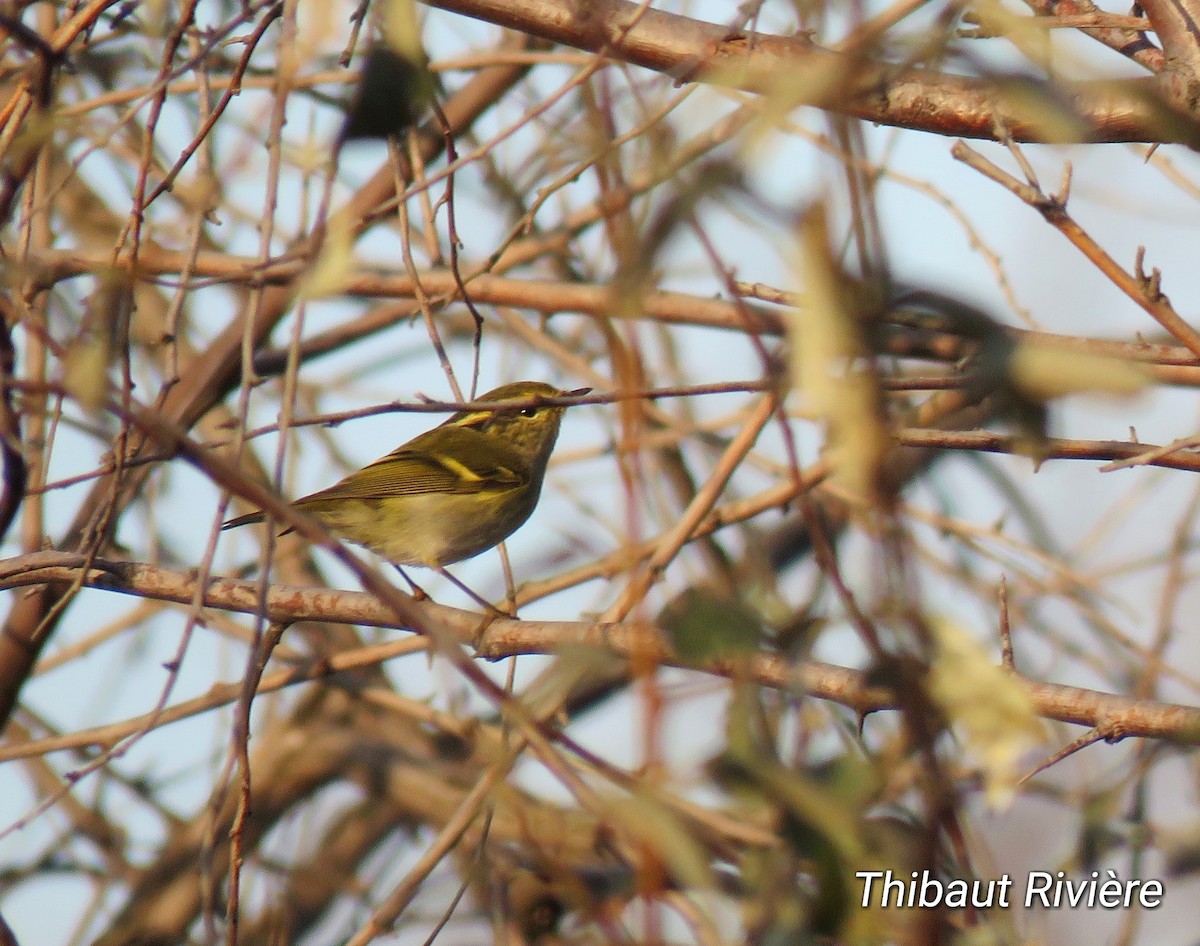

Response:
(1134, 245), (1165, 299)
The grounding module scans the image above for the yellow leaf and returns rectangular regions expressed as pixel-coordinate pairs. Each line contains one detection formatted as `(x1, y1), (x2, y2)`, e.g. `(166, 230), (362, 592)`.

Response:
(300, 218), (354, 300)
(383, 0), (425, 63)
(927, 619), (1045, 810)
(1010, 344), (1149, 400)
(62, 337), (109, 413)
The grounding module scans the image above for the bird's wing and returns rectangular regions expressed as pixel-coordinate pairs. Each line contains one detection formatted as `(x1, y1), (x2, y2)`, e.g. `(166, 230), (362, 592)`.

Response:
(298, 426), (529, 503)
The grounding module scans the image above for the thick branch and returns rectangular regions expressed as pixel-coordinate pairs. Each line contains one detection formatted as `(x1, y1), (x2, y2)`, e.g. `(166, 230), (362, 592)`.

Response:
(425, 0), (1195, 143)
(2, 553), (1198, 743)
(1141, 0), (1200, 112)
(16, 246), (1200, 384)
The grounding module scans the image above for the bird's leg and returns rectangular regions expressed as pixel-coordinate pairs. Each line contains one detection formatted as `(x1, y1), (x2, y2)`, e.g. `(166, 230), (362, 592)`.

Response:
(497, 542), (518, 617)
(435, 566), (516, 618)
(392, 564), (429, 601)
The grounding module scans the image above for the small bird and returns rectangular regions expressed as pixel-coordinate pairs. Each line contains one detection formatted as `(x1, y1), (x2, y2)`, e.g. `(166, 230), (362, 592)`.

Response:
(222, 381), (589, 567)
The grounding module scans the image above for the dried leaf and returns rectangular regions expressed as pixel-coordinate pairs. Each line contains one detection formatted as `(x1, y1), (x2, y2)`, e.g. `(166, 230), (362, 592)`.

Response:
(789, 208), (887, 502)
(993, 76), (1091, 145)
(518, 645), (627, 717)
(339, 44), (434, 142)
(606, 791), (715, 892)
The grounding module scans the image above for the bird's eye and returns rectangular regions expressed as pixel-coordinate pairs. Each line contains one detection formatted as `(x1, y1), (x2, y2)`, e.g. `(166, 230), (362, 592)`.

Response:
(519, 406), (539, 418)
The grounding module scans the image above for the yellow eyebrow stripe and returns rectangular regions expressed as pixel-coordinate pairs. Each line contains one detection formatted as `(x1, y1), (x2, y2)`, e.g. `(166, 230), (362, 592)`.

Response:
(437, 455), (483, 481)
(451, 411), (493, 429)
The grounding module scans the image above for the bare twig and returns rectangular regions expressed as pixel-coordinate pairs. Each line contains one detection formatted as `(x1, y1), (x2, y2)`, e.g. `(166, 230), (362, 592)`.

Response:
(952, 140), (1200, 358)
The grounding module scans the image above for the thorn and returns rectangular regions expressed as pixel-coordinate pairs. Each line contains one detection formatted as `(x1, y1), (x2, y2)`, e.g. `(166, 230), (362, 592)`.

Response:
(1054, 162), (1073, 205)
(998, 576), (1015, 671)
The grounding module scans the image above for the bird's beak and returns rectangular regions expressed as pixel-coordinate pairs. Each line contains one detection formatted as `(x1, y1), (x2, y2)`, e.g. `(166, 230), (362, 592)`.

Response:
(565, 387), (592, 399)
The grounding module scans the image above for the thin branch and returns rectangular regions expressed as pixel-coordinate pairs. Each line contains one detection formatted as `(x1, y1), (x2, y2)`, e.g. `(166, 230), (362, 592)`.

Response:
(952, 139), (1200, 359)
